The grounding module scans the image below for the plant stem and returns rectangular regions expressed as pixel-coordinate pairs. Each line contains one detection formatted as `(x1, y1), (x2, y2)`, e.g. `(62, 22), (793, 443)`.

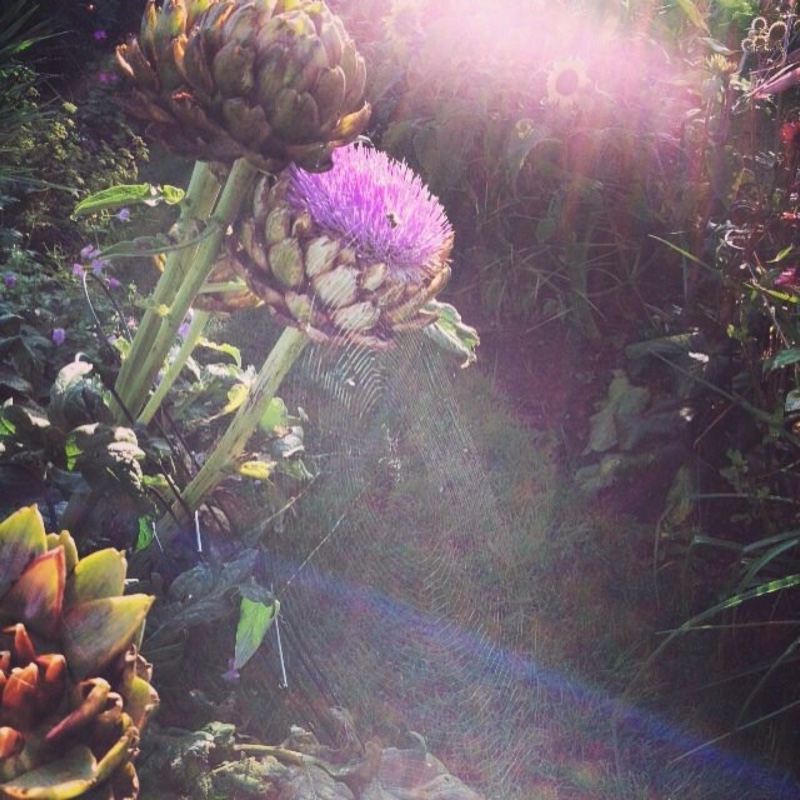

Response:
(116, 157), (261, 421)
(113, 161), (223, 421)
(137, 309), (210, 426)
(157, 325), (309, 543)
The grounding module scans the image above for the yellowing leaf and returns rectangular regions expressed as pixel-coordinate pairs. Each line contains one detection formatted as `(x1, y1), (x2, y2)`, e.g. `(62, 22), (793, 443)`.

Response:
(237, 460), (275, 481)
(222, 383), (249, 415)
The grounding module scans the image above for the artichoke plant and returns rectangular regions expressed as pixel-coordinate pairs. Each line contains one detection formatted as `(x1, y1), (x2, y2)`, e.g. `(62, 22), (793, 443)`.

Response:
(158, 141), (456, 536)
(114, 0), (370, 172)
(229, 142), (455, 349)
(0, 505), (157, 800)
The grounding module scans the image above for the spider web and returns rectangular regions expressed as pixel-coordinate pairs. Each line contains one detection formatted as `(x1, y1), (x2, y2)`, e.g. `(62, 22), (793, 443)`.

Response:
(240, 330), (800, 799)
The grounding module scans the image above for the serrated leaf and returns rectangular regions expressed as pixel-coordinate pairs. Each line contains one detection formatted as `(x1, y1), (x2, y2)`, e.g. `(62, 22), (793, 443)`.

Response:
(72, 183), (185, 217)
(233, 596), (279, 671)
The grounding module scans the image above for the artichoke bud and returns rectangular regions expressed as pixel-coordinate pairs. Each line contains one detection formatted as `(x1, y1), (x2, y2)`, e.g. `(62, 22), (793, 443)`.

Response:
(0, 505), (157, 798)
(269, 239), (305, 287)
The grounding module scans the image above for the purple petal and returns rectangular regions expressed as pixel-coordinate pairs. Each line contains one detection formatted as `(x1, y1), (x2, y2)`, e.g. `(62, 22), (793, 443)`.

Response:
(52, 328), (66, 346)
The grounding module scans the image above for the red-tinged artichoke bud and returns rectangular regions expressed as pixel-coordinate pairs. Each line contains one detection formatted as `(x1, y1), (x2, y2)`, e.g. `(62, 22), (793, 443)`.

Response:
(115, 0), (370, 172)
(229, 143), (454, 348)
(0, 506), (158, 799)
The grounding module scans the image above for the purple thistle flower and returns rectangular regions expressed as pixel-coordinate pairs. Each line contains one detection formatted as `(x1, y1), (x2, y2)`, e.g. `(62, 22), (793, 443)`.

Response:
(3, 272), (16, 288)
(52, 328), (66, 346)
(285, 144), (454, 282)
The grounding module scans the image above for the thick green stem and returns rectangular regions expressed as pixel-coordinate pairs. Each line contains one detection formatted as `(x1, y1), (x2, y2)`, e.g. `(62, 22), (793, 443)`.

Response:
(116, 158), (259, 421)
(137, 309), (210, 426)
(157, 325), (309, 543)
(113, 161), (223, 421)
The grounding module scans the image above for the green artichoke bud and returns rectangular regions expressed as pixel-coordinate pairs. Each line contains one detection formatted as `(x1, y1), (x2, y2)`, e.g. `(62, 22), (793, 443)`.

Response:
(0, 506), (157, 800)
(115, 0), (370, 172)
(228, 143), (454, 348)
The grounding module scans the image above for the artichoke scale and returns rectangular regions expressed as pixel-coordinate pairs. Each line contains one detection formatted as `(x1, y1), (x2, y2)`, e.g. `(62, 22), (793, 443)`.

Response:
(64, 549), (127, 608)
(2, 547), (65, 640)
(0, 505), (47, 595)
(211, 41), (256, 97)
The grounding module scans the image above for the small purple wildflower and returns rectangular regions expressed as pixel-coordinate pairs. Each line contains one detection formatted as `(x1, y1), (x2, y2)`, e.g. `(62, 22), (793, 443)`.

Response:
(52, 328), (66, 346)
(106, 276), (121, 289)
(285, 144), (454, 281)
(80, 244), (100, 260)
(90, 257), (109, 274)
(776, 267), (800, 288)
(92, 29), (107, 41)
(115, 207), (131, 222)
(97, 71), (118, 83)
(221, 658), (240, 683)
(72, 263), (85, 277)
(3, 272), (16, 288)
(178, 310), (194, 338)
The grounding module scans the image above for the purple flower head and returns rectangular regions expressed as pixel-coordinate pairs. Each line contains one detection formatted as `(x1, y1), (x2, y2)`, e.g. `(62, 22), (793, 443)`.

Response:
(106, 276), (121, 289)
(285, 144), (454, 282)
(115, 207), (131, 222)
(3, 272), (16, 288)
(93, 29), (107, 41)
(776, 267), (800, 288)
(72, 263), (85, 277)
(52, 328), (66, 346)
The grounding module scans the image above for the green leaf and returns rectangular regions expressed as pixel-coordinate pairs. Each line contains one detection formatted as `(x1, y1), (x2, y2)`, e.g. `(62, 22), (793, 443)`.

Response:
(768, 244), (795, 264)
(423, 301), (480, 367)
(0, 745), (98, 800)
(233, 596), (279, 671)
(134, 517), (155, 552)
(259, 397), (291, 432)
(765, 348), (800, 372)
(72, 183), (185, 217)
